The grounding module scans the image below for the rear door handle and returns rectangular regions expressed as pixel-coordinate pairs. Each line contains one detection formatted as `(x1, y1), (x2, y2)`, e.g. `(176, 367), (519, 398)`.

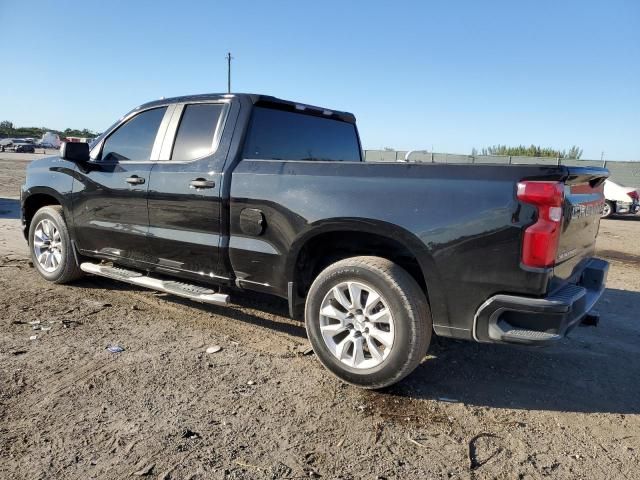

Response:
(190, 178), (215, 189)
(125, 175), (145, 185)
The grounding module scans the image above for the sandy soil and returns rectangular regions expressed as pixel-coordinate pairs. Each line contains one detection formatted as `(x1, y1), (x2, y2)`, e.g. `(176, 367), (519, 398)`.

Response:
(1, 156), (639, 479)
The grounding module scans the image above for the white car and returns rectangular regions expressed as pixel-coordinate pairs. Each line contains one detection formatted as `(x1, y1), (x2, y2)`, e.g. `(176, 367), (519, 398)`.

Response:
(602, 179), (639, 218)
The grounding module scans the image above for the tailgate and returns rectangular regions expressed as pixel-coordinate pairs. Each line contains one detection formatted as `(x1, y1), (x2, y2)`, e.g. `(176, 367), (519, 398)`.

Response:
(554, 167), (609, 283)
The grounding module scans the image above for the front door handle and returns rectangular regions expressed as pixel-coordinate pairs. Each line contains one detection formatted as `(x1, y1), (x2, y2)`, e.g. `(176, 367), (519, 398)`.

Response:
(125, 175), (145, 185)
(190, 178), (215, 189)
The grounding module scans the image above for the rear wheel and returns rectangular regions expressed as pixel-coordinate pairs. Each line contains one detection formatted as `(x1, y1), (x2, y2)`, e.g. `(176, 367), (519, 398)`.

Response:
(305, 256), (431, 389)
(601, 200), (614, 219)
(29, 206), (83, 283)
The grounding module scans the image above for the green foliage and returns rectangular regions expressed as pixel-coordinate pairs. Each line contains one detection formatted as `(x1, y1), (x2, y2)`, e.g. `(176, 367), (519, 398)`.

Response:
(0, 120), (99, 139)
(565, 146), (583, 159)
(476, 144), (583, 159)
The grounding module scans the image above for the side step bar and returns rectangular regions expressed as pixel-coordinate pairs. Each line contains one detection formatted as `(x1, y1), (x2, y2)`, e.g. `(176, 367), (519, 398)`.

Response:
(80, 262), (230, 306)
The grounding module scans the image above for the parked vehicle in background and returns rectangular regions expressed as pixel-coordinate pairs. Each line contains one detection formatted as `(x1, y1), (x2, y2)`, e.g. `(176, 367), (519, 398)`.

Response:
(35, 142), (57, 149)
(13, 142), (36, 153)
(1, 139), (20, 150)
(1, 139), (36, 153)
(39, 132), (62, 148)
(21, 93), (610, 388)
(601, 179), (639, 218)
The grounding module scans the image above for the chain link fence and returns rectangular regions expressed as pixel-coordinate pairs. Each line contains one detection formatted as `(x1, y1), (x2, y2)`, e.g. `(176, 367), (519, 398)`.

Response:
(363, 150), (640, 189)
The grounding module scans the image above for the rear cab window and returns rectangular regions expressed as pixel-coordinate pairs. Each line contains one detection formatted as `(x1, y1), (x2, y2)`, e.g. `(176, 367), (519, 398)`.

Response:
(171, 103), (225, 161)
(242, 106), (361, 162)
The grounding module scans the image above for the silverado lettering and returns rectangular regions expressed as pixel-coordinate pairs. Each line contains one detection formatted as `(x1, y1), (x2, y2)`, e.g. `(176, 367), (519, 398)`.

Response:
(571, 201), (606, 220)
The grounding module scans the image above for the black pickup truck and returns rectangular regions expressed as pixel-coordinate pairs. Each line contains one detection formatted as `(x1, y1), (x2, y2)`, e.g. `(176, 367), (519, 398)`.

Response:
(21, 93), (609, 388)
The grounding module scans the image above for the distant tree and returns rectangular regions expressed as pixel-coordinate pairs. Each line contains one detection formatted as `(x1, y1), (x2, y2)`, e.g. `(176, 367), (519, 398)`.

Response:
(566, 145), (583, 159)
(0, 121), (14, 136)
(0, 121), (99, 140)
(475, 144), (583, 159)
(62, 127), (99, 138)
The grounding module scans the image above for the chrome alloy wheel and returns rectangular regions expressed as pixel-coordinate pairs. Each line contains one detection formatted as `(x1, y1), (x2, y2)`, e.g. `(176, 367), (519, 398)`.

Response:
(33, 219), (63, 272)
(319, 281), (395, 369)
(602, 202), (612, 218)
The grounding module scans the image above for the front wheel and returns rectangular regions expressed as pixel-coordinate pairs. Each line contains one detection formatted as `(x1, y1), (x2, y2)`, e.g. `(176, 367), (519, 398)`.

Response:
(29, 205), (83, 284)
(601, 201), (614, 219)
(305, 256), (432, 389)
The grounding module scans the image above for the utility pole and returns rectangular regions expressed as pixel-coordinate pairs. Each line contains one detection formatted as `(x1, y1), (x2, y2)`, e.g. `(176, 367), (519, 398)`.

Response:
(226, 52), (233, 93)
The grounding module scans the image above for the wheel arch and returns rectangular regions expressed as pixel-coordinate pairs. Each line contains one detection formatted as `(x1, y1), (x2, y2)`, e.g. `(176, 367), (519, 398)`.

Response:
(602, 199), (615, 218)
(286, 219), (449, 326)
(22, 188), (68, 239)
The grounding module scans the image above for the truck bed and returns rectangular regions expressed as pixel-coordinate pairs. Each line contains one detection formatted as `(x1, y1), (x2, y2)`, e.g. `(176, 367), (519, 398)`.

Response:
(229, 159), (608, 339)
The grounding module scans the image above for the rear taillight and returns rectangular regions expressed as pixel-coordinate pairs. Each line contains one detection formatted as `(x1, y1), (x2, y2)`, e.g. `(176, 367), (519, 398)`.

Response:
(628, 190), (639, 201)
(517, 181), (565, 268)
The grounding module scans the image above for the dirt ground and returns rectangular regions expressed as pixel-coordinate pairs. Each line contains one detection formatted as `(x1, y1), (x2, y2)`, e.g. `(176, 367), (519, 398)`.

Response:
(1, 156), (639, 480)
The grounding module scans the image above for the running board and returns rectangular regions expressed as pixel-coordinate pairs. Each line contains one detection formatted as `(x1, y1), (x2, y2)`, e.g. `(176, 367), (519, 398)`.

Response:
(80, 262), (230, 306)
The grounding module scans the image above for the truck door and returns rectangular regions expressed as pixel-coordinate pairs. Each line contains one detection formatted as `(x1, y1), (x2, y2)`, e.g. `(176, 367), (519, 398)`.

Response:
(146, 100), (232, 281)
(71, 106), (169, 265)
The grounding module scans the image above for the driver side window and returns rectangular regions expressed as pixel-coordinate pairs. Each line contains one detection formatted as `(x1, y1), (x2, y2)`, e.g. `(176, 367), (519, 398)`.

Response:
(100, 107), (167, 162)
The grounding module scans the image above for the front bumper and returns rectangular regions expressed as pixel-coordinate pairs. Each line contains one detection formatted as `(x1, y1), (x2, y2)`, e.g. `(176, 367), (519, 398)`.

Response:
(474, 258), (609, 345)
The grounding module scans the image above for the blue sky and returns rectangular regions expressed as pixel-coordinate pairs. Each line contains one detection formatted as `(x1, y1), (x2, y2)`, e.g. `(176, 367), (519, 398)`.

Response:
(1, 0), (638, 160)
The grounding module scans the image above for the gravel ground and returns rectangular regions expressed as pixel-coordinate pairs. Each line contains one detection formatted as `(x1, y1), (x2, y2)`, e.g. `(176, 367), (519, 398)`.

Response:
(1, 156), (639, 479)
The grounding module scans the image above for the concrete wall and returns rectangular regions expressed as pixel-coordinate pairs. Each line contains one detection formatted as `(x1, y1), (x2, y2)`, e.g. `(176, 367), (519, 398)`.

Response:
(363, 150), (640, 189)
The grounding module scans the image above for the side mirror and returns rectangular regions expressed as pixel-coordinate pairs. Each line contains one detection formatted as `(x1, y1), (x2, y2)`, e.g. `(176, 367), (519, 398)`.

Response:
(60, 141), (90, 163)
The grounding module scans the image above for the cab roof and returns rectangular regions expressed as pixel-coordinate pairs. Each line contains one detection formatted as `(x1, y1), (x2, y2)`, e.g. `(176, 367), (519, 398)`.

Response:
(138, 93), (356, 123)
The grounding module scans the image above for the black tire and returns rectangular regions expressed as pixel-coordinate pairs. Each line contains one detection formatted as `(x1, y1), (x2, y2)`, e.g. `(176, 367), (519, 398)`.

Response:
(305, 256), (432, 389)
(601, 200), (614, 219)
(28, 205), (83, 284)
